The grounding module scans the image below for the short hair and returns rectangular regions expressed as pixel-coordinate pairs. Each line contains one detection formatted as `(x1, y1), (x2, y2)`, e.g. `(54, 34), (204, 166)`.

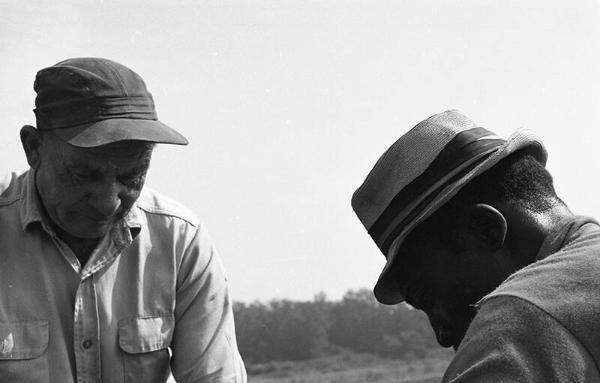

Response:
(447, 149), (560, 213)
(411, 149), (561, 247)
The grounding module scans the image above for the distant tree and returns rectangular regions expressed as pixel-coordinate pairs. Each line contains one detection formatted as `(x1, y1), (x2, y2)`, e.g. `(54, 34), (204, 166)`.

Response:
(328, 288), (383, 354)
(233, 301), (274, 363)
(233, 288), (441, 364)
(270, 300), (329, 360)
(234, 297), (331, 363)
(328, 288), (438, 358)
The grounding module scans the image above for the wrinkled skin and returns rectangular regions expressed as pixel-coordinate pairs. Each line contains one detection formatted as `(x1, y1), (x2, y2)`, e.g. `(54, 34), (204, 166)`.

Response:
(34, 136), (154, 239)
(21, 127), (154, 260)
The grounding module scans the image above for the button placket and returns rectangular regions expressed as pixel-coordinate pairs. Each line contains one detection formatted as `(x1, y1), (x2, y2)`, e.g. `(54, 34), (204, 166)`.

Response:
(74, 276), (101, 383)
(82, 339), (93, 349)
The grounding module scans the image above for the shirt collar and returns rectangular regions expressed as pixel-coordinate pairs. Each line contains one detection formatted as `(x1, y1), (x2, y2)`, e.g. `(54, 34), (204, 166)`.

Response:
(20, 169), (143, 240)
(476, 214), (600, 310)
(20, 170), (49, 232)
(120, 203), (143, 243)
(535, 215), (600, 261)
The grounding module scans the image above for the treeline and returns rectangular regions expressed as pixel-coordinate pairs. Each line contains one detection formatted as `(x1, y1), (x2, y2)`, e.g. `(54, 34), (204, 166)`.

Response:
(233, 288), (439, 364)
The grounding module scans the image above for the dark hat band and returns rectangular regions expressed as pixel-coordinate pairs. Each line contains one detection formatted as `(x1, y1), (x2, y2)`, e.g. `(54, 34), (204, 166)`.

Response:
(368, 127), (505, 255)
(34, 95), (157, 130)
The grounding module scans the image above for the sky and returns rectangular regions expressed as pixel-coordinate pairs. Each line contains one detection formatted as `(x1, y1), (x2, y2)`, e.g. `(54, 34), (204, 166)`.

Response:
(2, 0), (600, 303)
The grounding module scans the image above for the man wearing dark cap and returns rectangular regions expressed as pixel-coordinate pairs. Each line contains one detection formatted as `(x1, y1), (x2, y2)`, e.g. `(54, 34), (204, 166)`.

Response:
(352, 110), (600, 381)
(0, 58), (246, 382)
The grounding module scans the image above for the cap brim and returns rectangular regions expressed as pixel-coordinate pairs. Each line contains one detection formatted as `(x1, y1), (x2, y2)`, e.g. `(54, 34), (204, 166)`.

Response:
(50, 118), (188, 147)
(373, 128), (547, 305)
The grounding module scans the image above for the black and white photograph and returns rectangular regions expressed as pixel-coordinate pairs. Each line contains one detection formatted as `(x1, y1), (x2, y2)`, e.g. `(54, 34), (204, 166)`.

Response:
(1, 1), (600, 382)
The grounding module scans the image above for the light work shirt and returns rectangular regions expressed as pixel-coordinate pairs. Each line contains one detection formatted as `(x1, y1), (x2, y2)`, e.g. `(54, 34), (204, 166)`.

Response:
(0, 170), (247, 383)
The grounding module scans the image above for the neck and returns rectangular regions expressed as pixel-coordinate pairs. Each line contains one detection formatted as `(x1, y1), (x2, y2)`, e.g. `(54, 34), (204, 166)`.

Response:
(503, 200), (574, 267)
(55, 226), (101, 267)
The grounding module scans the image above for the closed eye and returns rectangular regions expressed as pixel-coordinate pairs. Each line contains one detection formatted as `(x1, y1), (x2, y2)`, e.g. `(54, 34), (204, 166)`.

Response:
(70, 169), (102, 182)
(118, 172), (146, 188)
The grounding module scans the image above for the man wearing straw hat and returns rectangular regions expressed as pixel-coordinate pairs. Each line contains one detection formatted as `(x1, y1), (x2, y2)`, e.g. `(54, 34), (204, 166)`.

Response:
(0, 58), (246, 382)
(352, 110), (600, 381)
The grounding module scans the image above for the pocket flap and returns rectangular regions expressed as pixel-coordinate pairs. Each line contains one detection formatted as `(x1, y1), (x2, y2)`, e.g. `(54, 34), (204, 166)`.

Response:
(118, 315), (174, 354)
(0, 320), (49, 360)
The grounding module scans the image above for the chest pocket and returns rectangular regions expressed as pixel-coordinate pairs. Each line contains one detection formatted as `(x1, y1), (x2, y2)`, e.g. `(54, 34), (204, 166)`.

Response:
(0, 320), (49, 383)
(118, 315), (174, 383)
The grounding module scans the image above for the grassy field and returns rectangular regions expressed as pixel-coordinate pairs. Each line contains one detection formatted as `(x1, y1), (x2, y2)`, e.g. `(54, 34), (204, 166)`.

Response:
(248, 350), (453, 383)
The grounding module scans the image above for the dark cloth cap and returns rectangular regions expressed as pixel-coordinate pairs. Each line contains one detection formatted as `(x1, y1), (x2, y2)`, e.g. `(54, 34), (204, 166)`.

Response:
(33, 57), (188, 147)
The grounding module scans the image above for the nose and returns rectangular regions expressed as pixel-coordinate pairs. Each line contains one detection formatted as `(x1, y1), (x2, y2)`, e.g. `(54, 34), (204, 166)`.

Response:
(89, 180), (123, 217)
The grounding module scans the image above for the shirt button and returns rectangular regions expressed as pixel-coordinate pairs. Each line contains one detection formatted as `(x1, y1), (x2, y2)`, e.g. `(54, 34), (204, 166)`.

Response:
(82, 339), (93, 349)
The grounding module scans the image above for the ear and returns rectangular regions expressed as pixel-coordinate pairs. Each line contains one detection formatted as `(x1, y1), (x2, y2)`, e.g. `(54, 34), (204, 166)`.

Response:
(465, 203), (507, 251)
(20, 125), (44, 169)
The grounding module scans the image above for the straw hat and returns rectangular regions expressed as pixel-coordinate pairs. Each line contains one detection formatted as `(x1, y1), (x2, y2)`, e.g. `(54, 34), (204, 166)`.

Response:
(351, 110), (547, 304)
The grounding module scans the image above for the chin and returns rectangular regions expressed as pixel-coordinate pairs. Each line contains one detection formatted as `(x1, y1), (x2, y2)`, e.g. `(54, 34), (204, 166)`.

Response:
(82, 226), (111, 238)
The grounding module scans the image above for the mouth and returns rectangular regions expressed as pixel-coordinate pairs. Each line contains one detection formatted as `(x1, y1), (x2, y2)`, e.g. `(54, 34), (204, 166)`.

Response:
(86, 215), (114, 225)
(85, 208), (127, 225)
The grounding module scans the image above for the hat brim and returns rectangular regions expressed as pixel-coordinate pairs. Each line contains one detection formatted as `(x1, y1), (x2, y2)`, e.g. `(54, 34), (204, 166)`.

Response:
(49, 118), (188, 147)
(373, 128), (547, 305)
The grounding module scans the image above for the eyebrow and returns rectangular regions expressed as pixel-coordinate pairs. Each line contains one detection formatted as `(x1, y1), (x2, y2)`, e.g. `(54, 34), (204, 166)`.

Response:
(66, 162), (150, 175)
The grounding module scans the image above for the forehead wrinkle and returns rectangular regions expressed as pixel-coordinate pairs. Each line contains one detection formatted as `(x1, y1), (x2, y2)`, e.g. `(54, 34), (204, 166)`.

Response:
(78, 142), (153, 161)
(69, 154), (151, 175)
(52, 139), (152, 171)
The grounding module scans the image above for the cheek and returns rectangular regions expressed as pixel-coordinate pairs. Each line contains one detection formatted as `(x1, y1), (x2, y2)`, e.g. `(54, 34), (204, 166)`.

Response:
(51, 188), (89, 214)
(428, 291), (477, 339)
(426, 267), (478, 315)
(40, 164), (85, 199)
(432, 277), (483, 332)
(39, 175), (83, 210)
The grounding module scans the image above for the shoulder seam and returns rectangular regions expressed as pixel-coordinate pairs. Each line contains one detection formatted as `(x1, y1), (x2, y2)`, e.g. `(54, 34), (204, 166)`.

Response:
(136, 205), (198, 228)
(0, 195), (21, 207)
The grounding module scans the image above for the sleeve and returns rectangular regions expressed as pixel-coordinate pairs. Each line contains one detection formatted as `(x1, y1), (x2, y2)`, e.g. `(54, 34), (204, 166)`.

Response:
(443, 296), (600, 383)
(170, 223), (247, 383)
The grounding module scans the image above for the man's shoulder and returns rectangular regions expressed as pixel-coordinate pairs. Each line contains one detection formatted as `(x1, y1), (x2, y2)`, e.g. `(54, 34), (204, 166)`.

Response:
(135, 187), (200, 228)
(445, 295), (599, 382)
(476, 223), (600, 362)
(0, 170), (28, 206)
(482, 221), (600, 309)
(460, 296), (569, 355)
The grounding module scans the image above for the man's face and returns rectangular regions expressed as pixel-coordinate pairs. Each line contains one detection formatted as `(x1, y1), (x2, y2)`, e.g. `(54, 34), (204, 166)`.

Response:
(396, 222), (505, 350)
(35, 135), (154, 239)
